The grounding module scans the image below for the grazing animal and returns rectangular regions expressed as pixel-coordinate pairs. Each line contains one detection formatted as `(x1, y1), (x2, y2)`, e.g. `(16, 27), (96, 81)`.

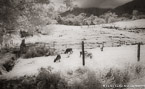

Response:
(86, 53), (93, 59)
(80, 51), (93, 59)
(80, 51), (87, 57)
(54, 54), (61, 63)
(64, 48), (73, 54)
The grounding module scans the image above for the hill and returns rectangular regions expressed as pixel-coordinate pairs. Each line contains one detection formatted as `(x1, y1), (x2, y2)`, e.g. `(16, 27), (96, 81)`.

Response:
(113, 0), (145, 15)
(61, 0), (145, 17)
(61, 8), (111, 17)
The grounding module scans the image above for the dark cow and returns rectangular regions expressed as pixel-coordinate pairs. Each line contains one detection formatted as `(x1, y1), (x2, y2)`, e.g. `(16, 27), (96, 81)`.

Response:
(64, 48), (73, 54)
(80, 51), (87, 57)
(54, 54), (61, 63)
(80, 51), (93, 59)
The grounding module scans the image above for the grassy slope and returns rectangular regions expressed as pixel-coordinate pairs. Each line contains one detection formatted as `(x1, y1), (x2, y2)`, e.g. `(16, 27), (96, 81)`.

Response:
(0, 19), (145, 86)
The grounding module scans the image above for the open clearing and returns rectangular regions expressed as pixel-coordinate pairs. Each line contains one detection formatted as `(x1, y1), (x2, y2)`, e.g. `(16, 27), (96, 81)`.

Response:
(1, 19), (145, 85)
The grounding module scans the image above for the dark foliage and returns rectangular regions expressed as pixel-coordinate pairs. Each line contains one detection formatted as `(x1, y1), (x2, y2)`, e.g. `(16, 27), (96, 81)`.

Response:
(20, 31), (33, 38)
(3, 58), (15, 72)
(24, 44), (56, 59)
(61, 8), (111, 17)
(0, 67), (67, 89)
(113, 0), (145, 16)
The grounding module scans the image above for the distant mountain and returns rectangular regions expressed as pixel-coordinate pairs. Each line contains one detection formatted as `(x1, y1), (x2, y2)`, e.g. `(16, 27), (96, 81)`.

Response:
(61, 0), (145, 17)
(61, 8), (111, 17)
(113, 0), (145, 16)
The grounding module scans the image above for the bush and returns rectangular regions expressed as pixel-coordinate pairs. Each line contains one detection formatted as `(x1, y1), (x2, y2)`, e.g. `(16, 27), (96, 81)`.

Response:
(127, 64), (145, 79)
(59, 13), (107, 26)
(36, 67), (67, 89)
(24, 44), (57, 59)
(102, 68), (130, 89)
(75, 67), (88, 74)
(137, 15), (145, 19)
(82, 71), (103, 89)
(1, 65), (144, 89)
(3, 59), (15, 72)
(69, 68), (103, 89)
(20, 30), (33, 38)
(93, 18), (106, 25)
(0, 76), (36, 89)
(59, 13), (87, 26)
(0, 67), (67, 89)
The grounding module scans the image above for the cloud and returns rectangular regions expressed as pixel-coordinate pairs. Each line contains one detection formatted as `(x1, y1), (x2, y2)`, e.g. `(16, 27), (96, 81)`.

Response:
(74, 0), (133, 8)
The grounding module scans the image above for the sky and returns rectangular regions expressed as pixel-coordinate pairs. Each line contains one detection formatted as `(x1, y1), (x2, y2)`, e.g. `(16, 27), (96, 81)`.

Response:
(52, 0), (133, 8)
(74, 0), (133, 8)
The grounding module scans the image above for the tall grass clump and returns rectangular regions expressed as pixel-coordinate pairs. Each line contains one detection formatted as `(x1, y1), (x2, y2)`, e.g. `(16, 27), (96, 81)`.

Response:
(24, 44), (57, 59)
(101, 68), (130, 89)
(0, 64), (145, 89)
(67, 67), (104, 89)
(82, 70), (103, 89)
(36, 67), (67, 89)
(125, 63), (145, 80)
(0, 67), (67, 89)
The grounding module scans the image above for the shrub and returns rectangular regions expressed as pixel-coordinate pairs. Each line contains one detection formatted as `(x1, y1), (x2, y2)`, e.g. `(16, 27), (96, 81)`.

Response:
(24, 46), (39, 58)
(113, 70), (130, 86)
(1, 65), (144, 89)
(82, 71), (103, 89)
(127, 64), (145, 79)
(0, 67), (67, 89)
(102, 68), (130, 89)
(59, 13), (87, 26)
(36, 67), (67, 89)
(0, 76), (37, 89)
(3, 59), (15, 72)
(75, 67), (88, 74)
(93, 18), (106, 25)
(24, 44), (57, 59)
(137, 15), (145, 19)
(70, 68), (103, 89)
(20, 30), (33, 38)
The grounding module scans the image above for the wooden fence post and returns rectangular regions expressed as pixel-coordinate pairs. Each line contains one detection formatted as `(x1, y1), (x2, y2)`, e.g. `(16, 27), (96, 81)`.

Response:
(137, 43), (141, 62)
(82, 41), (85, 66)
(53, 42), (55, 47)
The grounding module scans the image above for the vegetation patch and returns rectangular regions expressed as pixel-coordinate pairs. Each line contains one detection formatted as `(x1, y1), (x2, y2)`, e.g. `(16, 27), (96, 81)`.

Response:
(24, 44), (57, 59)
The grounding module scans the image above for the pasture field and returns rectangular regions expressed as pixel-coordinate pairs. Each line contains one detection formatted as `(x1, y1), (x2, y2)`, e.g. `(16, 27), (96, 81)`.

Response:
(0, 19), (145, 88)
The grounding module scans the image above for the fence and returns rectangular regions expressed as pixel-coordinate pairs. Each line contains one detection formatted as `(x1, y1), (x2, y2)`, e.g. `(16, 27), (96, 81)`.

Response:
(80, 41), (142, 66)
(34, 41), (143, 65)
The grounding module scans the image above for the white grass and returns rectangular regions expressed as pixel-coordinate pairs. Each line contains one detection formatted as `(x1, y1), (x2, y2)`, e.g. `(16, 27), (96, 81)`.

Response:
(1, 19), (145, 85)
(1, 45), (145, 79)
(103, 19), (145, 29)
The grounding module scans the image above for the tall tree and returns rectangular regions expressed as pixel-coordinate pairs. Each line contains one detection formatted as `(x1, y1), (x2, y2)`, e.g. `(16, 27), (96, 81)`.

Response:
(63, 0), (74, 11)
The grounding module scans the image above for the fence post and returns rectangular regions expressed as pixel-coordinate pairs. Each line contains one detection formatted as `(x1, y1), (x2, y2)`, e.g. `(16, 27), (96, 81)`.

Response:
(137, 43), (141, 62)
(82, 41), (85, 66)
(53, 42), (55, 47)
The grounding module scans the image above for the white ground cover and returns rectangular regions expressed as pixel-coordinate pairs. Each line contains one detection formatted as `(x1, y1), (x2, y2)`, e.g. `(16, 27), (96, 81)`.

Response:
(103, 19), (145, 29)
(1, 45), (145, 79)
(0, 19), (145, 85)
